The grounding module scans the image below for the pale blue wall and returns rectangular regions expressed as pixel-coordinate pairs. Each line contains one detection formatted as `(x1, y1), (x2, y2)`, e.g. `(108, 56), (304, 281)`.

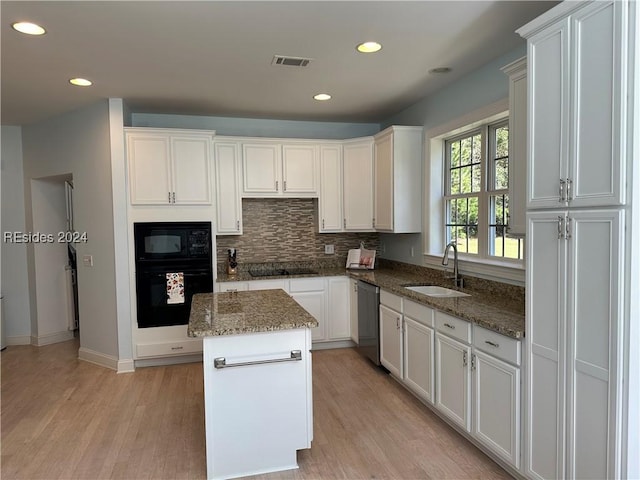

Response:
(131, 113), (379, 139)
(379, 44), (526, 265)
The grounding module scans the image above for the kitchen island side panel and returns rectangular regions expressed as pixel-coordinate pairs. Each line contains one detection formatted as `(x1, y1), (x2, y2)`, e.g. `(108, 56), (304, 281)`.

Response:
(203, 328), (312, 480)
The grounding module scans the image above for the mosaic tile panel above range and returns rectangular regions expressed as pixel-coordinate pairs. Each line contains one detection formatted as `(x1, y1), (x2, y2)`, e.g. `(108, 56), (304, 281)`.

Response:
(216, 198), (379, 273)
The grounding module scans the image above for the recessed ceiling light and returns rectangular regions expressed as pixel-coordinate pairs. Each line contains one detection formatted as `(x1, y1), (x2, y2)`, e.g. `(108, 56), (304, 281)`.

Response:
(313, 93), (331, 101)
(69, 78), (93, 87)
(429, 67), (452, 74)
(356, 41), (382, 53)
(12, 22), (46, 35)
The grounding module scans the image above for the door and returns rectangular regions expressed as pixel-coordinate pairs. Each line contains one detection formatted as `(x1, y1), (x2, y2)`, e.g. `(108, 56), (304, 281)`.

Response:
(291, 291), (326, 342)
(374, 131), (393, 230)
(128, 133), (172, 204)
(435, 332), (471, 431)
(214, 142), (242, 234)
(343, 140), (374, 231)
(171, 136), (211, 204)
(242, 143), (280, 194)
(569, 1), (625, 207)
(379, 304), (402, 378)
(473, 350), (521, 468)
(527, 17), (570, 209)
(526, 211), (567, 479)
(282, 144), (317, 194)
(319, 145), (343, 232)
(403, 317), (434, 403)
(566, 209), (622, 480)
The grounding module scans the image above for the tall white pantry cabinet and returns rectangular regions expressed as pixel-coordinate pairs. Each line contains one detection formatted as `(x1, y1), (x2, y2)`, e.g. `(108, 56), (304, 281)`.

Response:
(518, 1), (637, 479)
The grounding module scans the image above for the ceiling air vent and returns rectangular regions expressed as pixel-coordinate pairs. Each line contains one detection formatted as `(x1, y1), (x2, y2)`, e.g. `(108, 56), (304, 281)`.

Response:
(271, 55), (313, 67)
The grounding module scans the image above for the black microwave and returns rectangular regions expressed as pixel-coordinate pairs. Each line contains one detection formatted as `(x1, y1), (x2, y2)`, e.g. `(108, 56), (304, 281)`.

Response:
(134, 222), (211, 261)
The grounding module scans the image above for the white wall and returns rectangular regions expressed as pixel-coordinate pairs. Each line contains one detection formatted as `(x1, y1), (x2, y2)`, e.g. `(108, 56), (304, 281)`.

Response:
(0, 126), (32, 344)
(22, 100), (120, 363)
(31, 177), (72, 343)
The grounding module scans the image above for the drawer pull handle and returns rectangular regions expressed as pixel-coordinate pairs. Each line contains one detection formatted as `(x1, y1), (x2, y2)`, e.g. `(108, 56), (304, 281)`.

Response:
(444, 323), (455, 330)
(171, 346), (184, 351)
(214, 350), (302, 369)
(485, 340), (500, 348)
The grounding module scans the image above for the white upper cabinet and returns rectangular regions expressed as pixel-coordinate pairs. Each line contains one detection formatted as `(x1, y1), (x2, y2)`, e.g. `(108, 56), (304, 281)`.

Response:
(242, 142), (281, 195)
(343, 138), (375, 231)
(242, 141), (318, 197)
(318, 144), (343, 232)
(213, 139), (243, 235)
(501, 57), (527, 236)
(523, 1), (627, 209)
(373, 126), (422, 233)
(126, 128), (213, 205)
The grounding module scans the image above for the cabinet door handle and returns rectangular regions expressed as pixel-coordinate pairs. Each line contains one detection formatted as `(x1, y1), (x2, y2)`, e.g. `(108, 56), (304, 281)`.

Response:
(236, 220), (240, 231)
(275, 180), (279, 191)
(558, 216), (565, 239)
(471, 353), (476, 371)
(283, 180), (287, 191)
(559, 179), (566, 202)
(566, 178), (573, 202)
(172, 192), (176, 203)
(343, 218), (347, 229)
(485, 340), (500, 348)
(171, 346), (184, 351)
(322, 219), (325, 229)
(463, 350), (468, 366)
(397, 317), (401, 329)
(372, 218), (375, 228)
(444, 323), (455, 330)
(214, 350), (302, 369)
(168, 192), (171, 204)
(565, 217), (572, 240)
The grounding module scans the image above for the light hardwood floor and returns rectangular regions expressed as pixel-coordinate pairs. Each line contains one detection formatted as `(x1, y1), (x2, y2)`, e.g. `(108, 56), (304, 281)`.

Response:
(1, 340), (511, 479)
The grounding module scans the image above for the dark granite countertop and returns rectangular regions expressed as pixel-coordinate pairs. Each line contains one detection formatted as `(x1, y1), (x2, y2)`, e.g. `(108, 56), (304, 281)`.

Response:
(188, 289), (318, 337)
(216, 267), (347, 283)
(345, 269), (524, 339)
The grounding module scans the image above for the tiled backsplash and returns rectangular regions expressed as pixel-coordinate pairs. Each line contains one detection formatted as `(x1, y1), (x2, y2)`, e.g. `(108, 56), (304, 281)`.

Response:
(216, 198), (379, 272)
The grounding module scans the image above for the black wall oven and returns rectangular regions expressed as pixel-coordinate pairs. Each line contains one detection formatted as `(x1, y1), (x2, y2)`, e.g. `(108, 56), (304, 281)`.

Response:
(134, 222), (213, 328)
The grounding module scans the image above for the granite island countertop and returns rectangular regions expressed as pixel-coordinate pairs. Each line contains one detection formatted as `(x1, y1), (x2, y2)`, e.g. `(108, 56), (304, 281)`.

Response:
(346, 269), (525, 339)
(188, 289), (319, 337)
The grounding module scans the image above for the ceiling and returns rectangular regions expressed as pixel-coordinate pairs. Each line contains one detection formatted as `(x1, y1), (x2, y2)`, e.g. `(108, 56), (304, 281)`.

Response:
(1, 1), (558, 126)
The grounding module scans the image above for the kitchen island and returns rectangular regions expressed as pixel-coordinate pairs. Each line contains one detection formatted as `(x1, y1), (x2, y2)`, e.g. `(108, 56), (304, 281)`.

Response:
(188, 289), (318, 480)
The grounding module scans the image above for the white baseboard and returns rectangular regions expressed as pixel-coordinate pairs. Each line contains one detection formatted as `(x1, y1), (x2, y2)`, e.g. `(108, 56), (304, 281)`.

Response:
(31, 330), (74, 346)
(311, 339), (355, 350)
(78, 347), (118, 371)
(117, 359), (135, 374)
(134, 353), (203, 368)
(6, 335), (32, 345)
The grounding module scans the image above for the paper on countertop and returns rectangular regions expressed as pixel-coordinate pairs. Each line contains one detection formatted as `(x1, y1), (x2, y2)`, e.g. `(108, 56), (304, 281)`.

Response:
(346, 248), (376, 270)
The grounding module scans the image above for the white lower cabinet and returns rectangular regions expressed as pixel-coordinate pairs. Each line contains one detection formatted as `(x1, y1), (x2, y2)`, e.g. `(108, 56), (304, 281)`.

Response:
(327, 277), (350, 340)
(379, 291), (403, 378)
(472, 349), (521, 469)
(291, 291), (326, 342)
(403, 299), (435, 404)
(435, 332), (472, 431)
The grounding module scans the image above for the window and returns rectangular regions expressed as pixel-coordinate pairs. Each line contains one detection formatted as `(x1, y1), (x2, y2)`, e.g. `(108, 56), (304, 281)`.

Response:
(444, 120), (523, 261)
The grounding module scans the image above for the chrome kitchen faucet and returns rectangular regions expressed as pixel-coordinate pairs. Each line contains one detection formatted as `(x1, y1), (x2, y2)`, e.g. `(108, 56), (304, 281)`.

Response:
(442, 241), (464, 288)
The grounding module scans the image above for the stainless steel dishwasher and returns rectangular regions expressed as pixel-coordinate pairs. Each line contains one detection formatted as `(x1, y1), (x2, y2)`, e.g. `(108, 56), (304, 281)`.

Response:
(356, 280), (380, 365)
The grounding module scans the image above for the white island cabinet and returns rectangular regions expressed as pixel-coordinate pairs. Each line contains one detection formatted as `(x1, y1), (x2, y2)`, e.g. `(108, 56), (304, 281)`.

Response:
(189, 290), (316, 480)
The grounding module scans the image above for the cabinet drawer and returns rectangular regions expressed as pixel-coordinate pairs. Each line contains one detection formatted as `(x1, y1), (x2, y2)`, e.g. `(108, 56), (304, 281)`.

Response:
(136, 338), (203, 358)
(403, 299), (434, 327)
(473, 325), (521, 366)
(435, 311), (471, 344)
(289, 277), (325, 292)
(380, 290), (402, 312)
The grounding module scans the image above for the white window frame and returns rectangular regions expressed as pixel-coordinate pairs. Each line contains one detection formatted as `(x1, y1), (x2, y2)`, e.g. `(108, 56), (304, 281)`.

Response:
(423, 99), (525, 285)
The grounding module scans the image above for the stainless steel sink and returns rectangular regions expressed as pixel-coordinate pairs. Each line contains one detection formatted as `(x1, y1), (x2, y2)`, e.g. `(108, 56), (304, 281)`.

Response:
(404, 285), (470, 298)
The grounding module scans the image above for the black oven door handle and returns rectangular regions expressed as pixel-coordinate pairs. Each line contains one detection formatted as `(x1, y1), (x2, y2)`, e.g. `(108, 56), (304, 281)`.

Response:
(144, 272), (211, 278)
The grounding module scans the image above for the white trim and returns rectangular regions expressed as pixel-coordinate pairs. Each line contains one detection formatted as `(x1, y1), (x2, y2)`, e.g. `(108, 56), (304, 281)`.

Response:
(31, 330), (74, 346)
(6, 335), (32, 345)
(78, 346), (118, 371)
(117, 359), (135, 373)
(134, 353), (203, 368)
(311, 339), (355, 351)
(516, 0), (588, 39)
(423, 254), (525, 286)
